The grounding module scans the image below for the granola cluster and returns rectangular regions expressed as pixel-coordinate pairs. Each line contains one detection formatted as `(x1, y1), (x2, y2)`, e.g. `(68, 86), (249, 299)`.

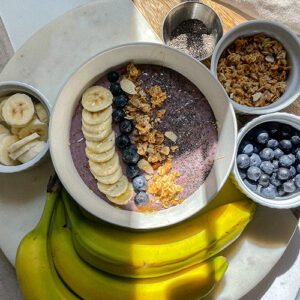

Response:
(124, 64), (177, 173)
(217, 33), (291, 107)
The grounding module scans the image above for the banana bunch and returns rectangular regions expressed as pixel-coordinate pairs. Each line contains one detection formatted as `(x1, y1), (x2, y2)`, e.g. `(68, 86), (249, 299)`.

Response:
(82, 86), (133, 204)
(62, 189), (256, 278)
(16, 176), (256, 300)
(0, 93), (48, 165)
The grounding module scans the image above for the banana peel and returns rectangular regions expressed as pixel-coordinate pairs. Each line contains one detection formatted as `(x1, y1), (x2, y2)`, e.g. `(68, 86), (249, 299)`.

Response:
(51, 199), (228, 300)
(63, 188), (256, 278)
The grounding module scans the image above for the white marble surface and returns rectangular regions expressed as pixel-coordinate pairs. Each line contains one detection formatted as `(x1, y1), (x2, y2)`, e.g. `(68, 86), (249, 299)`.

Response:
(0, 0), (299, 299)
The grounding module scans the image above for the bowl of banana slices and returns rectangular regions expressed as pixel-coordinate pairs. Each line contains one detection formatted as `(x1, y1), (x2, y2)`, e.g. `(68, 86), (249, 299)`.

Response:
(0, 81), (50, 173)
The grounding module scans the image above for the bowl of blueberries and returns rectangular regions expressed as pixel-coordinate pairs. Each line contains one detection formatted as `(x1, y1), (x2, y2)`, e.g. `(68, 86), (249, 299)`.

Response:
(233, 112), (300, 208)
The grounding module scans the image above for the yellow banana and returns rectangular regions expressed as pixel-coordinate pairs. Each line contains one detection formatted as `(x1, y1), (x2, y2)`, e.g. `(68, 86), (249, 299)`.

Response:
(51, 199), (228, 300)
(16, 175), (79, 300)
(62, 189), (255, 278)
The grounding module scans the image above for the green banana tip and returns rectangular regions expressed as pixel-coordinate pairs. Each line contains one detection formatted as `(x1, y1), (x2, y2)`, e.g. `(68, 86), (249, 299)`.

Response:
(47, 174), (61, 194)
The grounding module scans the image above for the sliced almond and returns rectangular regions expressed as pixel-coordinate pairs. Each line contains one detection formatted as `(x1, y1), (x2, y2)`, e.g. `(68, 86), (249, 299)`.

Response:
(138, 158), (154, 175)
(164, 131), (178, 142)
(265, 55), (274, 63)
(120, 78), (136, 95)
(252, 92), (263, 102)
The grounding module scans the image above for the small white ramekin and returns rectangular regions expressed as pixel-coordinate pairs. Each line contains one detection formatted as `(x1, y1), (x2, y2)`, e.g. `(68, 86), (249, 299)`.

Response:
(211, 20), (300, 114)
(0, 81), (50, 173)
(233, 112), (300, 208)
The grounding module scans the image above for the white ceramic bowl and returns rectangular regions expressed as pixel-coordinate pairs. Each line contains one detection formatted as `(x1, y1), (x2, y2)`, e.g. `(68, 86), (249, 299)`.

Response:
(211, 20), (300, 114)
(233, 113), (300, 208)
(50, 42), (237, 230)
(0, 81), (50, 173)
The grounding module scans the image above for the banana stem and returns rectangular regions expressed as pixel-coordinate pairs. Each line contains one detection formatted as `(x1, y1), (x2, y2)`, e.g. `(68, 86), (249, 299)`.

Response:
(36, 174), (61, 234)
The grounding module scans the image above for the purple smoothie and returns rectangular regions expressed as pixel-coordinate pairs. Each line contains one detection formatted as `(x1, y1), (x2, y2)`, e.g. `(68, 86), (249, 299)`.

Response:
(69, 64), (218, 212)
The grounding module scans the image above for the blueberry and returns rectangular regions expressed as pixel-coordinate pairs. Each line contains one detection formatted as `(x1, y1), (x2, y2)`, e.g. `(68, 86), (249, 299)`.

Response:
(253, 144), (262, 154)
(239, 140), (253, 155)
(247, 166), (261, 181)
(274, 148), (284, 159)
(291, 135), (300, 145)
(236, 154), (250, 169)
(297, 164), (300, 174)
(272, 160), (279, 170)
(283, 180), (296, 193)
(277, 167), (290, 180)
(256, 129), (269, 144)
(126, 164), (139, 179)
(259, 148), (274, 161)
(110, 82), (123, 96)
(293, 147), (300, 155)
(119, 120), (134, 135)
(243, 179), (257, 192)
(134, 192), (149, 206)
(112, 109), (125, 123)
(289, 166), (296, 178)
(267, 122), (280, 136)
(278, 186), (286, 197)
(258, 173), (270, 187)
(280, 125), (292, 138)
(238, 168), (247, 180)
(279, 155), (293, 167)
(267, 139), (279, 149)
(295, 174), (300, 188)
(113, 94), (129, 109)
(116, 135), (131, 149)
(288, 154), (296, 164)
(270, 173), (281, 187)
(133, 176), (148, 191)
(279, 139), (292, 152)
(122, 147), (139, 164)
(107, 71), (119, 83)
(260, 184), (277, 199)
(296, 150), (300, 162)
(249, 153), (261, 168)
(260, 161), (274, 175)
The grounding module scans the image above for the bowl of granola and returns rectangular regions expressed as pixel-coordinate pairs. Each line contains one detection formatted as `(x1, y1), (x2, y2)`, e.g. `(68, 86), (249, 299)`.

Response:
(210, 20), (300, 114)
(50, 42), (237, 229)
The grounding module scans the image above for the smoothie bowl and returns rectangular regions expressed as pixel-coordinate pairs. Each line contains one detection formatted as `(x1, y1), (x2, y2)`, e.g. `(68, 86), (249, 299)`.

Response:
(50, 43), (237, 229)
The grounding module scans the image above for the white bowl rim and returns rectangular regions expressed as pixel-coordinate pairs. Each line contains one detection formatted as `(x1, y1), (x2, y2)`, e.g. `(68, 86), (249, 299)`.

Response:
(0, 81), (50, 173)
(50, 41), (237, 230)
(210, 19), (300, 114)
(233, 112), (300, 208)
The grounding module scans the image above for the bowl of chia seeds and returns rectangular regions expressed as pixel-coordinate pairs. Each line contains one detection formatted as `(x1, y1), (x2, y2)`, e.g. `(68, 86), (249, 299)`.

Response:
(162, 1), (223, 61)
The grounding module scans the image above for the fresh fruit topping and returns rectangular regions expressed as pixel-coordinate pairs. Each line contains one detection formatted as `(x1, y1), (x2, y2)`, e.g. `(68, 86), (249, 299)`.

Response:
(126, 164), (139, 179)
(289, 166), (296, 178)
(260, 184), (276, 199)
(82, 106), (112, 125)
(258, 173), (270, 187)
(256, 129), (269, 144)
(133, 176), (147, 191)
(113, 94), (129, 109)
(119, 120), (134, 135)
(112, 109), (125, 123)
(277, 167), (290, 180)
(107, 71), (119, 83)
(82, 86), (113, 112)
(279, 139), (292, 151)
(259, 148), (274, 161)
(249, 153), (261, 167)
(260, 161), (274, 175)
(274, 148), (284, 159)
(237, 154), (250, 169)
(247, 166), (261, 181)
(110, 83), (123, 96)
(116, 135), (131, 149)
(134, 192), (149, 207)
(270, 173), (281, 187)
(279, 155), (294, 167)
(283, 180), (296, 193)
(267, 139), (279, 149)
(272, 160), (279, 170)
(243, 179), (257, 192)
(122, 147), (139, 164)
(241, 142), (253, 156)
(291, 134), (300, 145)
(97, 175), (129, 198)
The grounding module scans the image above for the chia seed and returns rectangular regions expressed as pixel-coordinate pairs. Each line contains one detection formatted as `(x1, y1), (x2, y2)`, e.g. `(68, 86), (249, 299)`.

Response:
(167, 19), (215, 60)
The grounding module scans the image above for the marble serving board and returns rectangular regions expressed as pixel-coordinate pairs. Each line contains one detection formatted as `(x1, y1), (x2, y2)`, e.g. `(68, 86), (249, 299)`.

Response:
(0, 0), (298, 299)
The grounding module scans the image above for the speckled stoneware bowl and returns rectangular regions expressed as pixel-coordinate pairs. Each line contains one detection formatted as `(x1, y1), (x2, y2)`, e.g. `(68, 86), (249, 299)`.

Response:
(50, 42), (237, 230)
(0, 81), (50, 173)
(211, 20), (300, 114)
(233, 113), (300, 208)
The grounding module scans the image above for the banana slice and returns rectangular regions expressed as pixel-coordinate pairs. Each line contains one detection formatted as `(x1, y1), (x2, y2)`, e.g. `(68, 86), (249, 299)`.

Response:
(2, 93), (34, 127)
(89, 152), (119, 176)
(0, 124), (10, 135)
(107, 183), (133, 205)
(82, 86), (113, 112)
(82, 106), (112, 125)
(17, 117), (48, 141)
(82, 126), (112, 142)
(94, 166), (122, 185)
(17, 141), (46, 163)
(35, 103), (49, 123)
(85, 131), (115, 154)
(82, 115), (112, 134)
(0, 135), (19, 165)
(8, 132), (40, 153)
(97, 175), (128, 197)
(86, 146), (115, 163)
(0, 98), (8, 121)
(9, 139), (40, 161)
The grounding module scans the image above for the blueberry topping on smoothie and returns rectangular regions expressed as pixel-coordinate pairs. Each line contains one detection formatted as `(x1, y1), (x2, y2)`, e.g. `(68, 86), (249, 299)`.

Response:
(107, 71), (119, 83)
